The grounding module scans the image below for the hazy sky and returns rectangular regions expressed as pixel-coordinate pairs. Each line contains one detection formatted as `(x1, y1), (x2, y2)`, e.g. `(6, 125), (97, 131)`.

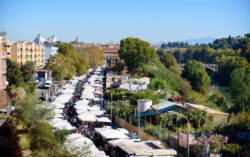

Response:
(0, 0), (249, 43)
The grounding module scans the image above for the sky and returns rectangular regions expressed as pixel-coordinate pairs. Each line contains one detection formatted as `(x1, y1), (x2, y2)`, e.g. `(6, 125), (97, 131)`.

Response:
(0, 0), (249, 44)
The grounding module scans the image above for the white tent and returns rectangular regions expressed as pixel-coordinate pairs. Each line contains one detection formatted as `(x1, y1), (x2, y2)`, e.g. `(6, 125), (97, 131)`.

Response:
(96, 117), (111, 123)
(78, 112), (96, 122)
(75, 99), (90, 106)
(94, 128), (129, 140)
(49, 118), (75, 130)
(64, 133), (108, 157)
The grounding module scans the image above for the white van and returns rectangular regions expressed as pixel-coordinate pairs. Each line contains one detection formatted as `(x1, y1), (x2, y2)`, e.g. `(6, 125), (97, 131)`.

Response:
(44, 80), (52, 88)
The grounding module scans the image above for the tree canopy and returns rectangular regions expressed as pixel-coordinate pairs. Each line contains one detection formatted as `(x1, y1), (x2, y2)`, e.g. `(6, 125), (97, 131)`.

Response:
(80, 46), (104, 68)
(182, 60), (211, 96)
(229, 67), (250, 113)
(46, 43), (104, 80)
(119, 37), (156, 73)
(160, 53), (177, 68)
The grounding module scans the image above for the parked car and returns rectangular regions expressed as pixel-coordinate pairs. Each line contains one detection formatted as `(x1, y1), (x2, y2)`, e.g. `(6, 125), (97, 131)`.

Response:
(44, 80), (52, 88)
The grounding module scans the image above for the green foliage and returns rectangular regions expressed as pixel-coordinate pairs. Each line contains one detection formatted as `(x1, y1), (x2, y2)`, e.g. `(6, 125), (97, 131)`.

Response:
(225, 111), (250, 131)
(202, 121), (223, 134)
(229, 68), (250, 113)
(224, 144), (243, 155)
(46, 43), (100, 80)
(142, 58), (181, 91)
(187, 108), (207, 129)
(119, 37), (156, 73)
(131, 74), (142, 79)
(21, 61), (36, 82)
(209, 91), (227, 111)
(156, 48), (165, 57)
(182, 60), (211, 96)
(216, 56), (250, 86)
(6, 58), (23, 88)
(161, 41), (189, 49)
(133, 90), (160, 105)
(148, 78), (169, 91)
(160, 53), (177, 68)
(81, 46), (104, 68)
(173, 49), (184, 63)
(54, 130), (71, 145)
(57, 43), (75, 56)
(29, 122), (59, 151)
(110, 89), (160, 105)
(114, 62), (124, 74)
(160, 113), (174, 128)
(11, 94), (53, 129)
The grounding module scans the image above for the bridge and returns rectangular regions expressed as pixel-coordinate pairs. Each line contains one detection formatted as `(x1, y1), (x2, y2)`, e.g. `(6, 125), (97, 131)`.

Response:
(178, 63), (218, 73)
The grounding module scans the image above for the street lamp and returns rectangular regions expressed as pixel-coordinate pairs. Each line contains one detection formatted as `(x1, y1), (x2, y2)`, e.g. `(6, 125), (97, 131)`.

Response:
(166, 111), (190, 157)
(122, 96), (140, 139)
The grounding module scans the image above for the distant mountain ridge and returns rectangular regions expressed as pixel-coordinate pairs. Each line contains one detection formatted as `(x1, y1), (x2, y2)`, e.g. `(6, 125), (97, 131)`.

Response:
(153, 37), (216, 45)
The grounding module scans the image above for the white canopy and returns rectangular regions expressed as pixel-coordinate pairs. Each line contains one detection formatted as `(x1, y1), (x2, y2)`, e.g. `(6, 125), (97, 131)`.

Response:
(78, 112), (96, 122)
(64, 133), (108, 157)
(96, 117), (111, 123)
(49, 118), (75, 130)
(94, 128), (129, 140)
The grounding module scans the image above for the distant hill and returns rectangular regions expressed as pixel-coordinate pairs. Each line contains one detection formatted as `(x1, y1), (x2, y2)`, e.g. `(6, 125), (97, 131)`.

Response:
(153, 37), (216, 45)
(181, 37), (216, 45)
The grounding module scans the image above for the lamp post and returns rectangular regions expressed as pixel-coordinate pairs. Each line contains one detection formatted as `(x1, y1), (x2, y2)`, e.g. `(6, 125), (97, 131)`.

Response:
(166, 111), (190, 157)
(122, 96), (140, 139)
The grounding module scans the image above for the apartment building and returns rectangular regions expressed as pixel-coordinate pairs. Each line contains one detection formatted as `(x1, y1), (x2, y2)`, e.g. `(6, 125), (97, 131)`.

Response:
(0, 33), (7, 90)
(9, 41), (45, 68)
(0, 31), (8, 109)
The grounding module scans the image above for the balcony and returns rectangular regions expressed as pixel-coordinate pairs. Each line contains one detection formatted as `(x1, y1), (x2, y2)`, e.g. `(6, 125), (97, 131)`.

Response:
(1, 51), (6, 58)
(2, 75), (6, 88)
(2, 59), (6, 74)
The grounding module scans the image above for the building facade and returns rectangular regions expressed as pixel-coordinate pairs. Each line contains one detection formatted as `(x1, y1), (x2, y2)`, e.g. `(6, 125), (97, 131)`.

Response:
(0, 32), (7, 90)
(0, 31), (8, 109)
(10, 41), (45, 68)
(101, 45), (120, 68)
(44, 46), (58, 66)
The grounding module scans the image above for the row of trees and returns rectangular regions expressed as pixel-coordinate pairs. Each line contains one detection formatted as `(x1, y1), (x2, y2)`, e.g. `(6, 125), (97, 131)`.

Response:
(45, 43), (104, 80)
(161, 41), (189, 49)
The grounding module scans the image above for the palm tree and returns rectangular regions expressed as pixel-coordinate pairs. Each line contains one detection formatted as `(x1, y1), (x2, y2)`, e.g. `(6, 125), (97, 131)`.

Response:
(160, 113), (174, 128)
(187, 108), (207, 128)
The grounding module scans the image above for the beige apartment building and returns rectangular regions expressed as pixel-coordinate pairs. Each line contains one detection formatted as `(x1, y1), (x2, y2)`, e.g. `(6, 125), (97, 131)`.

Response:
(3, 41), (45, 68)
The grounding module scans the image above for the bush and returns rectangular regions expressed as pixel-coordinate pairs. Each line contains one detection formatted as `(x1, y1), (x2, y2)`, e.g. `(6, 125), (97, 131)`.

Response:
(224, 144), (243, 155)
(148, 78), (170, 91)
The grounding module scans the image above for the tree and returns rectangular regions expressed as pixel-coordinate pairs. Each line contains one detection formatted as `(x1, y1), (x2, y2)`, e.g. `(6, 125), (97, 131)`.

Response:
(160, 113), (174, 128)
(209, 91), (227, 111)
(156, 48), (165, 57)
(6, 59), (23, 88)
(119, 37), (156, 73)
(182, 60), (211, 96)
(11, 95), (53, 129)
(29, 122), (59, 152)
(114, 62), (124, 74)
(229, 68), (250, 113)
(161, 43), (167, 49)
(81, 46), (104, 68)
(148, 78), (169, 91)
(57, 43), (76, 56)
(160, 53), (177, 68)
(173, 49), (184, 63)
(216, 56), (249, 86)
(21, 61), (36, 82)
(187, 108), (207, 128)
